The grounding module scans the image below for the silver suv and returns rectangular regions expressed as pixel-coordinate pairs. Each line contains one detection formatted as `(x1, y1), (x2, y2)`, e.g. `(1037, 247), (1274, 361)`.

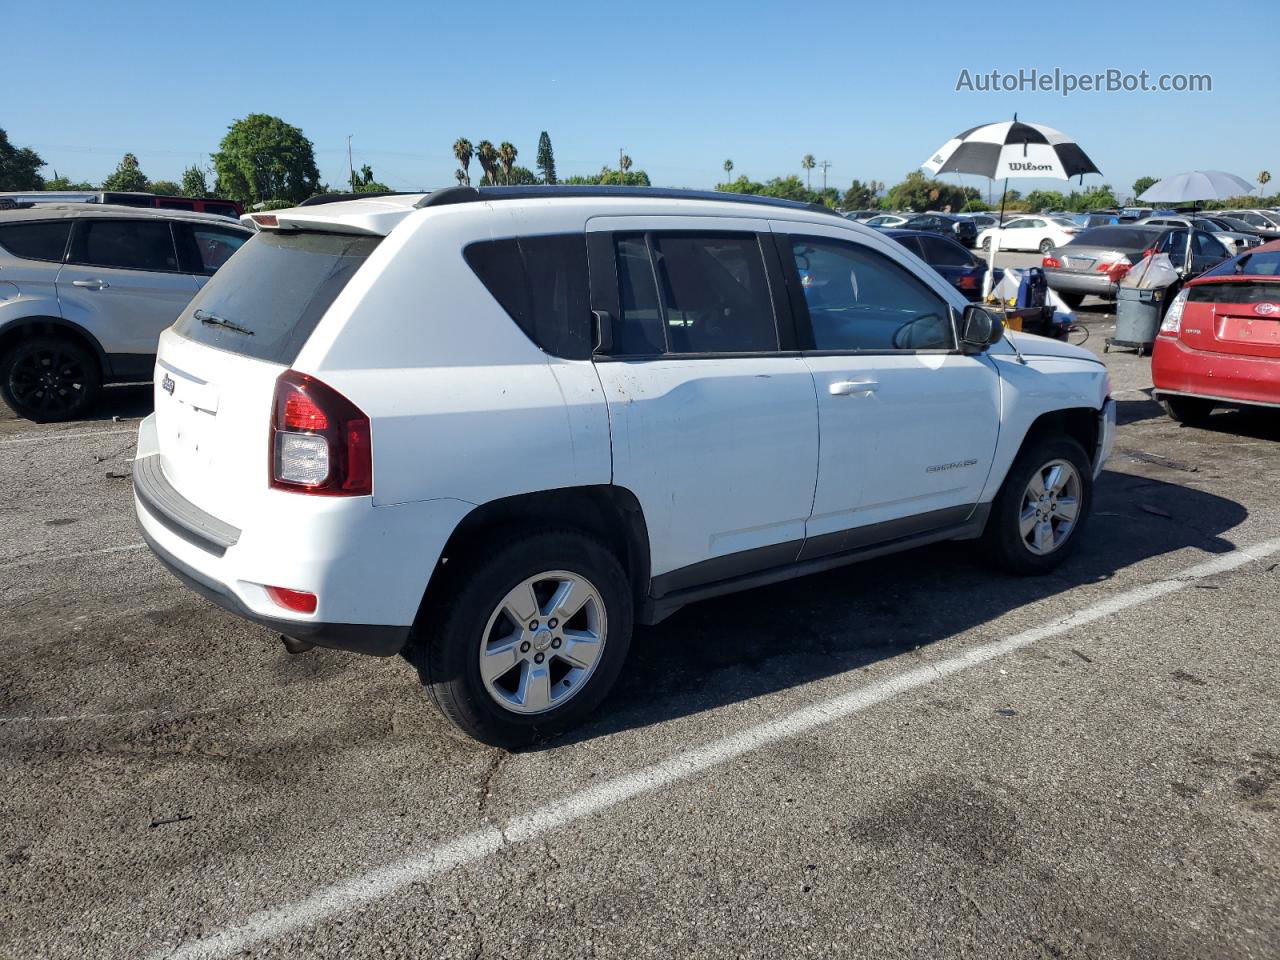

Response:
(0, 204), (252, 421)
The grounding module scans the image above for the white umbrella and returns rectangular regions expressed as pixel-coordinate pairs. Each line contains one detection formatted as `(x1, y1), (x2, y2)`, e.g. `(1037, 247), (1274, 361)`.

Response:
(1137, 171), (1255, 277)
(922, 116), (1101, 295)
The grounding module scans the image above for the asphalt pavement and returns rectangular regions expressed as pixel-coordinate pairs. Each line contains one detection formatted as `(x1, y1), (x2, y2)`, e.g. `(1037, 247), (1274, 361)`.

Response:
(2, 305), (1278, 960)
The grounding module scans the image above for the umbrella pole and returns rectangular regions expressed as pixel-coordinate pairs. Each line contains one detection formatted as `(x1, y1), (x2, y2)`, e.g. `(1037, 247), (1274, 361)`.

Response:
(985, 177), (1008, 299)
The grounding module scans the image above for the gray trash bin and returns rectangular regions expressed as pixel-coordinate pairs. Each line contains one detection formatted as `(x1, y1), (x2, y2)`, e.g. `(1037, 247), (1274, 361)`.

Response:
(1108, 286), (1166, 356)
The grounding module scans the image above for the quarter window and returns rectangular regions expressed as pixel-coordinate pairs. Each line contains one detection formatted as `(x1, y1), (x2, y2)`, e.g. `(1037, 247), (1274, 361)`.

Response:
(464, 234), (592, 359)
(790, 236), (954, 351)
(613, 232), (777, 355)
(188, 226), (250, 274)
(75, 220), (178, 271)
(0, 220), (72, 261)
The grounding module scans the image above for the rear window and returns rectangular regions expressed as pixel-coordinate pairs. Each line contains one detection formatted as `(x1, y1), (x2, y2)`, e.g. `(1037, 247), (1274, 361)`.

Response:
(1203, 250), (1280, 279)
(463, 234), (591, 359)
(0, 220), (72, 261)
(1187, 281), (1280, 304)
(173, 231), (381, 363)
(1073, 226), (1161, 248)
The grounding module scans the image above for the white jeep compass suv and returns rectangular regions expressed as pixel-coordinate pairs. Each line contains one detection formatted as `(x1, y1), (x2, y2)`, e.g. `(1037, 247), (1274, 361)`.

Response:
(133, 186), (1116, 746)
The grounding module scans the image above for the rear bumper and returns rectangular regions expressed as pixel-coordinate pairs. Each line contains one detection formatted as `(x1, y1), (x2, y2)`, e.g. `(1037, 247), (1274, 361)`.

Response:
(132, 414), (474, 657)
(139, 523), (412, 656)
(1044, 270), (1118, 300)
(1151, 337), (1280, 408)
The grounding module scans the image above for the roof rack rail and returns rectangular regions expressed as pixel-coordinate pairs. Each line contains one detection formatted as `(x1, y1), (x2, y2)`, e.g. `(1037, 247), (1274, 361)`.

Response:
(298, 191), (421, 207)
(413, 184), (843, 218)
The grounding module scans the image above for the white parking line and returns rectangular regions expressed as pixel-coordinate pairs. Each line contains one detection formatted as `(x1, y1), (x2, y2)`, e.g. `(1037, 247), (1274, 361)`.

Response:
(0, 427), (136, 445)
(0, 542), (146, 570)
(147, 536), (1280, 960)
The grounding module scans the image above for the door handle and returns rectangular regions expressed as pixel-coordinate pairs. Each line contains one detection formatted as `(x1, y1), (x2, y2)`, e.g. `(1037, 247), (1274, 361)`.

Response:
(829, 380), (879, 397)
(72, 279), (109, 290)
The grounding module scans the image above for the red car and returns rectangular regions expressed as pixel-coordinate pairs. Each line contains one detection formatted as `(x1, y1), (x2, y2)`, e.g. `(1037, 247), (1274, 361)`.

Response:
(1152, 239), (1280, 423)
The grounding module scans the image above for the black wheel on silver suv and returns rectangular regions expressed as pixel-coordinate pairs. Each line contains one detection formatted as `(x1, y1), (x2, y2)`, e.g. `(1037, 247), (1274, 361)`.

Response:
(981, 435), (1093, 575)
(412, 529), (633, 748)
(0, 336), (101, 422)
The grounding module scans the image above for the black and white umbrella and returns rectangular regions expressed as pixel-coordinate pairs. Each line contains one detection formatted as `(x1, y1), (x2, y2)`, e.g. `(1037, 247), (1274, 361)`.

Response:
(921, 115), (1101, 296)
(922, 117), (1100, 182)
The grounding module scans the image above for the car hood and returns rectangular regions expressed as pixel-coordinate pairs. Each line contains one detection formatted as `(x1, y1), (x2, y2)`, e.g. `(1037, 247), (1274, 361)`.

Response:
(1002, 329), (1100, 363)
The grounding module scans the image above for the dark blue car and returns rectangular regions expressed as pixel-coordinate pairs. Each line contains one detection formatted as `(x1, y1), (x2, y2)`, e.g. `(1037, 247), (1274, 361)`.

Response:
(884, 229), (1001, 301)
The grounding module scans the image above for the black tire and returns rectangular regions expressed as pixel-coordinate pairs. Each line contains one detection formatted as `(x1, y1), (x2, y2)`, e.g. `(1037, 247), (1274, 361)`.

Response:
(0, 336), (101, 422)
(1162, 395), (1215, 425)
(980, 236), (991, 251)
(981, 435), (1093, 576)
(1039, 238), (1055, 255)
(1058, 292), (1085, 310)
(411, 529), (633, 748)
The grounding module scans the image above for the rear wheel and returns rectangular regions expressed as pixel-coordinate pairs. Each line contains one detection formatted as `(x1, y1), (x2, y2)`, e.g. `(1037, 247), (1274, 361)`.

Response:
(982, 436), (1093, 576)
(981, 236), (991, 251)
(0, 336), (101, 422)
(1162, 395), (1215, 425)
(1058, 292), (1085, 310)
(411, 530), (633, 748)
(1039, 238), (1055, 254)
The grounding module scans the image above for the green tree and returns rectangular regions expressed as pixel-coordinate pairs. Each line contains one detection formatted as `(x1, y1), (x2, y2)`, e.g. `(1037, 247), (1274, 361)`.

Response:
(535, 131), (556, 184)
(475, 141), (499, 185)
(211, 114), (320, 206)
(149, 179), (182, 195)
(453, 138), (473, 187)
(619, 153), (632, 173)
(503, 165), (540, 186)
(1260, 170), (1272, 194)
(562, 167), (651, 186)
(801, 154), (816, 189)
(883, 171), (978, 213)
(44, 171), (95, 191)
(1132, 176), (1158, 197)
(723, 158), (733, 180)
(0, 129), (45, 190)
(101, 153), (149, 192)
(498, 142), (518, 184)
(181, 164), (210, 198)
(350, 163), (391, 192)
(1063, 185), (1119, 212)
(841, 179), (878, 210)
(1024, 190), (1067, 212)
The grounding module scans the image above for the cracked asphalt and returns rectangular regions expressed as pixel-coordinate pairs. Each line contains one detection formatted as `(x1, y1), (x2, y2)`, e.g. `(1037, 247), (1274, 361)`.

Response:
(2, 302), (1278, 960)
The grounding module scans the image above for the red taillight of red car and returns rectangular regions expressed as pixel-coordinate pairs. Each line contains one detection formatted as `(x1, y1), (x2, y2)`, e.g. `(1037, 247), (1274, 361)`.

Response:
(265, 585), (318, 614)
(270, 370), (372, 496)
(1042, 256), (1061, 269)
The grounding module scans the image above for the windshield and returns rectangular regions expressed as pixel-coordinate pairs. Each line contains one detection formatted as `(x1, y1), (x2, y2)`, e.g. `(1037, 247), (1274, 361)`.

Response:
(172, 231), (382, 363)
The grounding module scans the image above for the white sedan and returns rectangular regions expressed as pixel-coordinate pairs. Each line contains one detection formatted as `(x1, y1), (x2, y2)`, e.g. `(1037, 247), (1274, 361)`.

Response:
(978, 216), (1078, 254)
(864, 214), (909, 228)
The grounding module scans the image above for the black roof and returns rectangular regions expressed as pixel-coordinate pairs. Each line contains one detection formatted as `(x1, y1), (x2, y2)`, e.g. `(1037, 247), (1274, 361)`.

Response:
(300, 185), (841, 218)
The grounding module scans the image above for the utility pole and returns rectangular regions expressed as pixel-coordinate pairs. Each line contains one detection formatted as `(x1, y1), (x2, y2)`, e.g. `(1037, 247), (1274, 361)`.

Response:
(819, 160), (832, 192)
(347, 135), (354, 192)
(619, 147), (625, 176)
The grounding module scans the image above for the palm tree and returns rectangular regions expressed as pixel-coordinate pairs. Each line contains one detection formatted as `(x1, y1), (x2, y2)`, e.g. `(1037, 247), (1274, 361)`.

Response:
(453, 138), (473, 187)
(1260, 170), (1272, 196)
(476, 141), (498, 185)
(723, 158), (733, 180)
(619, 154), (633, 174)
(498, 142), (518, 184)
(802, 154), (816, 190)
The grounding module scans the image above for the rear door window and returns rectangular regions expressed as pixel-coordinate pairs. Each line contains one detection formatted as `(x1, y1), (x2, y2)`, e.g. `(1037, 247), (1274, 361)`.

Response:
(172, 231), (381, 363)
(0, 220), (72, 261)
(919, 236), (972, 266)
(73, 219), (179, 272)
(463, 234), (591, 359)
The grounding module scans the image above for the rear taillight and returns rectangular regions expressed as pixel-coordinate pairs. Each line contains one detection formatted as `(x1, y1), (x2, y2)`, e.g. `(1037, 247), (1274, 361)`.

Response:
(1042, 256), (1061, 268)
(1101, 257), (1132, 282)
(1159, 289), (1189, 335)
(270, 370), (372, 496)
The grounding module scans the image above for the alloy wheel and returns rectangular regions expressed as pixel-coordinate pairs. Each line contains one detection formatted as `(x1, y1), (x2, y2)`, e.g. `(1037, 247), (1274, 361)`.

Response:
(478, 569), (607, 715)
(1020, 458), (1082, 556)
(8, 346), (89, 417)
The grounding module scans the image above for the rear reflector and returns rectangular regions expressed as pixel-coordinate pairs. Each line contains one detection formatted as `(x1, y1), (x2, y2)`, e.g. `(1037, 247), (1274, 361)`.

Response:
(265, 586), (317, 614)
(252, 214), (279, 228)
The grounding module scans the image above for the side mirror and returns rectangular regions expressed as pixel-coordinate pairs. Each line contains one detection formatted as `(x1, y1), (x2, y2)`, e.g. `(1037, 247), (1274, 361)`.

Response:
(959, 304), (1004, 354)
(592, 309), (614, 354)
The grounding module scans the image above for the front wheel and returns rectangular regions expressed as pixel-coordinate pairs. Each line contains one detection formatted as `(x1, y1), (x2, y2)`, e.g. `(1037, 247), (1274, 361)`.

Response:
(1039, 239), (1055, 254)
(981, 436), (1093, 575)
(0, 336), (101, 422)
(980, 236), (991, 251)
(412, 530), (633, 747)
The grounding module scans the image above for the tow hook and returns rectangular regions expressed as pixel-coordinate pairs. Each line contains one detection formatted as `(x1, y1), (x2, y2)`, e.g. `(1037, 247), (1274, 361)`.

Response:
(280, 634), (314, 655)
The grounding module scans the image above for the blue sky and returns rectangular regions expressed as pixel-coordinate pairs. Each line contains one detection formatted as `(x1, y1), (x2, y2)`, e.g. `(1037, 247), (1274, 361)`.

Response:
(7, 0), (1278, 200)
